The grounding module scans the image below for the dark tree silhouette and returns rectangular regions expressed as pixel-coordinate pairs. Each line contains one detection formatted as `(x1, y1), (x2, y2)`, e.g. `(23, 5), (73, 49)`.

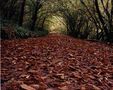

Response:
(30, 0), (42, 31)
(81, 0), (113, 42)
(18, 0), (26, 26)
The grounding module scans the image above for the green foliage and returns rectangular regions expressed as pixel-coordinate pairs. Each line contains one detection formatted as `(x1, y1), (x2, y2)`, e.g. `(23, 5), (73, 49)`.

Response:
(1, 0), (112, 42)
(1, 23), (49, 39)
(34, 28), (49, 37)
(15, 26), (49, 38)
(15, 26), (30, 38)
(61, 30), (67, 34)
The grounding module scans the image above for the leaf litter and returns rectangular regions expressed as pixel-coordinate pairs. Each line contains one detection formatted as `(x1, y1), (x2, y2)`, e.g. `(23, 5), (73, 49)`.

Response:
(1, 34), (113, 90)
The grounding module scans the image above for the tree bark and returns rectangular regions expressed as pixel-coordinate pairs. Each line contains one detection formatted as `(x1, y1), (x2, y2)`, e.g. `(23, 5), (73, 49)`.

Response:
(18, 0), (26, 26)
(30, 0), (42, 31)
(94, 0), (109, 35)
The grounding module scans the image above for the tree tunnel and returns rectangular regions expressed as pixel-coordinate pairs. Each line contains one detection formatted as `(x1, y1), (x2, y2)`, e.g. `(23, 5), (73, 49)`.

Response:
(41, 14), (67, 34)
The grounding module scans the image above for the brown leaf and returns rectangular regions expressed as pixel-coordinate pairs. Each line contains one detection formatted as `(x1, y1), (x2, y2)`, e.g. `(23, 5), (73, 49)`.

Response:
(30, 84), (40, 89)
(46, 88), (58, 90)
(58, 86), (68, 90)
(89, 84), (101, 90)
(20, 84), (36, 90)
(80, 85), (86, 90)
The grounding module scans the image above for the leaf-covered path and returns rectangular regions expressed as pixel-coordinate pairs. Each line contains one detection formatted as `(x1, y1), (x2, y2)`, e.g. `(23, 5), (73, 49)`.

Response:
(1, 34), (113, 90)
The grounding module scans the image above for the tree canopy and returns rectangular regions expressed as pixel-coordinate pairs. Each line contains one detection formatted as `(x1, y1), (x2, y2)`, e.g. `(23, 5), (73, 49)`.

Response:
(0, 0), (113, 42)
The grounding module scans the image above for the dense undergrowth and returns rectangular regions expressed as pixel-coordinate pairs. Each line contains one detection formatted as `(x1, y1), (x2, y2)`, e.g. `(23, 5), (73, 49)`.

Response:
(1, 24), (49, 39)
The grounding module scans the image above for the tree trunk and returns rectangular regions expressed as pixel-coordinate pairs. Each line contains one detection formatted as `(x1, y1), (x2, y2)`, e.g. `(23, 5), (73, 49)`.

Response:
(18, 0), (26, 26)
(94, 0), (109, 35)
(30, 0), (42, 31)
(41, 16), (46, 28)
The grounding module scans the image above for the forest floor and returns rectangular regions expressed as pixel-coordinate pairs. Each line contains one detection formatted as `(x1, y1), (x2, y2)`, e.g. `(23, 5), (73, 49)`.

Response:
(1, 34), (113, 90)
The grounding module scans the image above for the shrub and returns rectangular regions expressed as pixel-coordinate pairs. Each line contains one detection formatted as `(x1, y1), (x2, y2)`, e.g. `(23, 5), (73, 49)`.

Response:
(34, 27), (49, 37)
(1, 25), (49, 39)
(15, 26), (30, 38)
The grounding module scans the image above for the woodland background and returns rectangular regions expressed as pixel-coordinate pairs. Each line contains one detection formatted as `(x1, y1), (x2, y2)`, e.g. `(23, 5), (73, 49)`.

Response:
(0, 0), (113, 42)
(1, 0), (113, 90)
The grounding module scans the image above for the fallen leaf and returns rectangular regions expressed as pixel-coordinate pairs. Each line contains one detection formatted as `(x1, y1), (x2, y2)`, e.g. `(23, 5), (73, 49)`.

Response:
(20, 84), (36, 90)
